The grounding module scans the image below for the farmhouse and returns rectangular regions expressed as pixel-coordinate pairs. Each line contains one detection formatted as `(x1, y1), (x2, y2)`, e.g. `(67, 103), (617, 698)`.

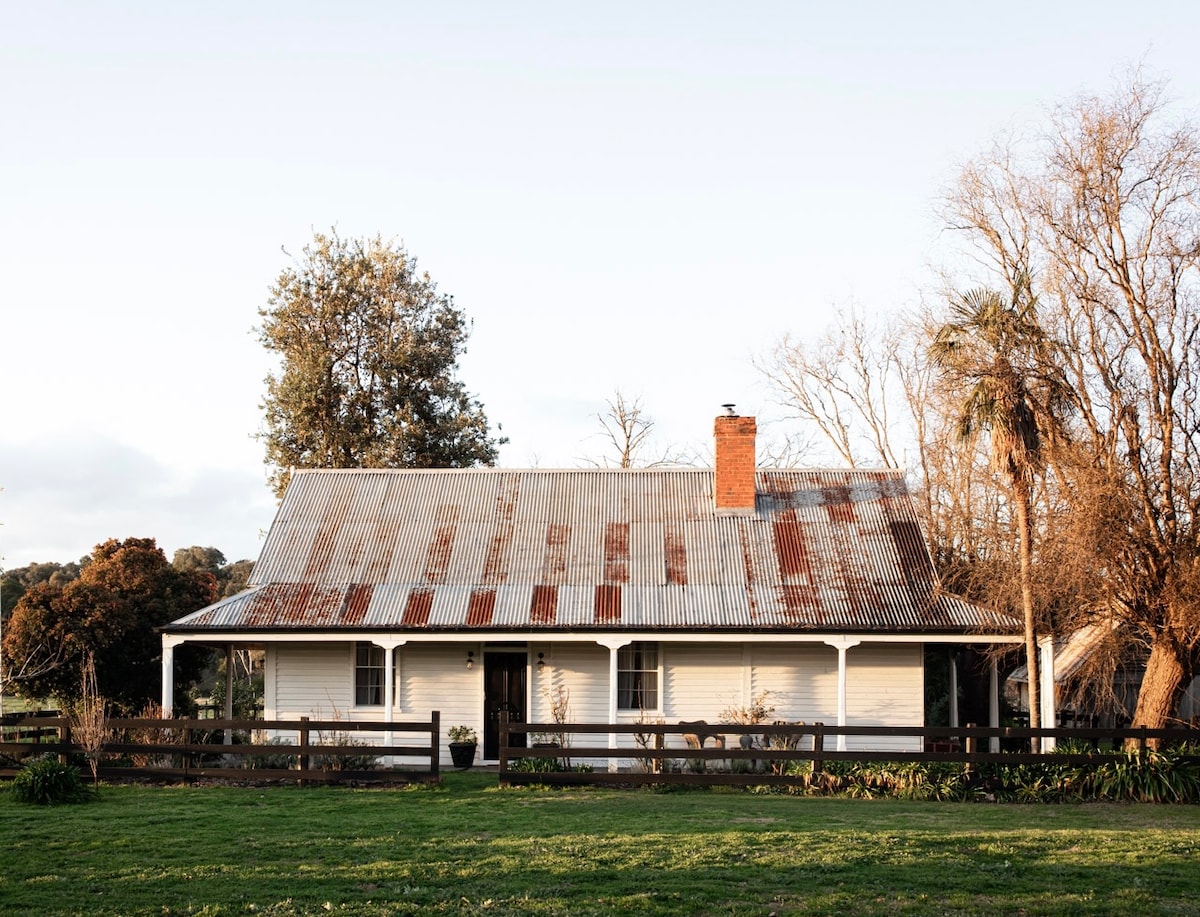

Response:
(161, 410), (1029, 766)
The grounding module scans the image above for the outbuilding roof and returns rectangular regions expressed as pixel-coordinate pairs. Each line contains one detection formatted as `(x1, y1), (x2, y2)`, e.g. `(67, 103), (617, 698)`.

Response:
(166, 466), (1015, 635)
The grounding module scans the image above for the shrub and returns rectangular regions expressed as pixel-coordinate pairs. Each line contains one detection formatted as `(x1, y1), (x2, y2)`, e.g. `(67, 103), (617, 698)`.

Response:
(9, 755), (95, 806)
(509, 756), (592, 774)
(1089, 749), (1200, 803)
(244, 737), (297, 770)
(313, 730), (380, 771)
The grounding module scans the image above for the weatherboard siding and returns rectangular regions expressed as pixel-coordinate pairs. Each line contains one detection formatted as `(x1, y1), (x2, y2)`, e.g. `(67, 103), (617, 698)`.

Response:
(398, 644), (480, 741)
(751, 643), (840, 722)
(532, 643), (608, 726)
(270, 642), (352, 718)
(845, 643), (923, 751)
(264, 639), (925, 766)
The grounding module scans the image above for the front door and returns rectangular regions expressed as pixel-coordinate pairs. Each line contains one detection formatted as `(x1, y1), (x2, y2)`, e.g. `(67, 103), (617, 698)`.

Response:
(484, 650), (528, 760)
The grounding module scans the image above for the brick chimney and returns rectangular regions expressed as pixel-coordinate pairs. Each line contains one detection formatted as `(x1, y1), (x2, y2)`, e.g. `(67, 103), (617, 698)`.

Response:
(713, 405), (757, 512)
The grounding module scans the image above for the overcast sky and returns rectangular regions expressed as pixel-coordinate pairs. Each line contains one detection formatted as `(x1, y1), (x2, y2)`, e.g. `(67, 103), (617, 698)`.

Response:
(2, 2), (1199, 569)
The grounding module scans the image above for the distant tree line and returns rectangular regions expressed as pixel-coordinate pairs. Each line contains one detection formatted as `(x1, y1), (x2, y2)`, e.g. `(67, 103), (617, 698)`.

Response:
(1, 540), (252, 713)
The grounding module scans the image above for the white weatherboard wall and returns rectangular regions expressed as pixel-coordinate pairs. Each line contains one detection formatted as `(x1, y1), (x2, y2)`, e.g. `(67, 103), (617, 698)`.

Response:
(399, 643), (484, 766)
(530, 643), (607, 726)
(845, 644), (923, 752)
(268, 642), (352, 719)
(666, 643), (744, 722)
(751, 643), (839, 723)
(398, 643), (479, 728)
(265, 638), (927, 767)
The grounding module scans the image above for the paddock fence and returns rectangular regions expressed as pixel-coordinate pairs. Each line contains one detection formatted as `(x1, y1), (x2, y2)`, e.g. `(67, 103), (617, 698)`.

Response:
(0, 711), (441, 784)
(497, 716), (1200, 787)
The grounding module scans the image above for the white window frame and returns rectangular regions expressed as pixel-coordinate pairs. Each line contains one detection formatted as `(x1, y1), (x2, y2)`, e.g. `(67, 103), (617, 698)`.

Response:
(617, 642), (661, 713)
(353, 642), (385, 707)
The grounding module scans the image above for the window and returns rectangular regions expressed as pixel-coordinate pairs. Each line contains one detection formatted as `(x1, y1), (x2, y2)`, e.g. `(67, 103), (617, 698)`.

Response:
(355, 643), (385, 706)
(617, 642), (659, 711)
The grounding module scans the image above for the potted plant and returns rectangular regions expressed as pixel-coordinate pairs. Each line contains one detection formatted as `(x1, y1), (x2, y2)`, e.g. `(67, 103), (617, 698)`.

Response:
(447, 725), (478, 769)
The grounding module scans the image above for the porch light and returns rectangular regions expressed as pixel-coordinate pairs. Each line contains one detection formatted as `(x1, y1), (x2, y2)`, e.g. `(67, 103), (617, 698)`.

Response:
(537, 652), (545, 672)
(466, 650), (475, 670)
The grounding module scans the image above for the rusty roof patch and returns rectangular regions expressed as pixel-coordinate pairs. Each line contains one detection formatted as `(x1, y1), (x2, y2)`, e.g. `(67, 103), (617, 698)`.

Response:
(541, 524), (570, 583)
(824, 484), (856, 524)
(604, 522), (630, 584)
(773, 513), (814, 583)
(466, 588), (496, 627)
(594, 584), (622, 624)
(664, 525), (687, 586)
(530, 584), (558, 625)
(781, 584), (821, 623)
(401, 588), (434, 627)
(424, 525), (455, 583)
(343, 583), (373, 626)
(481, 523), (514, 584)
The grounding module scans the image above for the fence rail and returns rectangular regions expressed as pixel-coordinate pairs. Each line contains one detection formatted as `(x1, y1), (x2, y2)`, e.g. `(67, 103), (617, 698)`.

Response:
(497, 717), (1200, 787)
(0, 712), (441, 784)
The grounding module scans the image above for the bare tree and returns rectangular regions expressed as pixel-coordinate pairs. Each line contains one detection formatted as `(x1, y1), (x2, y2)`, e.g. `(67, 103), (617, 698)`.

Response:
(584, 391), (694, 468)
(944, 71), (1200, 730)
(757, 309), (908, 469)
(70, 653), (110, 789)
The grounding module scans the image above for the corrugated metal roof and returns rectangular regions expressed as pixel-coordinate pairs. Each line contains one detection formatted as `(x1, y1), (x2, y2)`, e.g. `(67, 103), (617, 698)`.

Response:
(167, 467), (1016, 635)
(1009, 621), (1120, 684)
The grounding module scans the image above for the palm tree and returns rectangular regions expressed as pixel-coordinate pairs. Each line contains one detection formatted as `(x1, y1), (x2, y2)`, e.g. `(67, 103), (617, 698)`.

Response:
(930, 275), (1070, 736)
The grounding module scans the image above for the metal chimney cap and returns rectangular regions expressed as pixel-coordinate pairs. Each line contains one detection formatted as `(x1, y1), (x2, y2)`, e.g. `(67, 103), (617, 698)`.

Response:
(721, 403), (737, 416)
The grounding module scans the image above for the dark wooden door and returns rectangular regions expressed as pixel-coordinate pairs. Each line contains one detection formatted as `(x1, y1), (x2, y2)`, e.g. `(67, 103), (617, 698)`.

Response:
(484, 651), (528, 760)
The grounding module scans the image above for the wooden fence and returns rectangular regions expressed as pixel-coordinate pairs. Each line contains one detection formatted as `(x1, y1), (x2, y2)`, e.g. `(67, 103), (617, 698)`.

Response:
(497, 717), (1200, 787)
(0, 712), (441, 784)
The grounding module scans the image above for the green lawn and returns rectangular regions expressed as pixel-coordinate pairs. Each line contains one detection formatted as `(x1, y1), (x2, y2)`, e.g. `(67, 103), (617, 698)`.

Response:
(3, 773), (1199, 916)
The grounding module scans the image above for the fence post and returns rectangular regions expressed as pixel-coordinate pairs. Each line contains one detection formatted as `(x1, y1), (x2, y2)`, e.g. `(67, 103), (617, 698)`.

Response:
(298, 716), (311, 780)
(964, 722), (976, 776)
(498, 710), (510, 785)
(59, 718), (72, 765)
(655, 729), (664, 775)
(812, 723), (824, 775)
(182, 720), (192, 779)
(430, 710), (440, 778)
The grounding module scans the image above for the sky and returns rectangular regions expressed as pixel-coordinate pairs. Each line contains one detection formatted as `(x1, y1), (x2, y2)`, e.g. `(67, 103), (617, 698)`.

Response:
(2, 1), (1199, 570)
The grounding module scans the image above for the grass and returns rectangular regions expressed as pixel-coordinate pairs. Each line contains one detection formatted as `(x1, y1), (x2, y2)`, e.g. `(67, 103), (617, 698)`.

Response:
(3, 773), (1200, 915)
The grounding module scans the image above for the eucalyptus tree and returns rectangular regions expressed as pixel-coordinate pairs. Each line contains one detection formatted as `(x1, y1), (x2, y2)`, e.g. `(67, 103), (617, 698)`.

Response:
(929, 276), (1071, 729)
(258, 231), (503, 498)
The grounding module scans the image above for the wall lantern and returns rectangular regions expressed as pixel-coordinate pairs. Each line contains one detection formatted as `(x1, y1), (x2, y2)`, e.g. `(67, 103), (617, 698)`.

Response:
(466, 650), (475, 670)
(536, 652), (545, 672)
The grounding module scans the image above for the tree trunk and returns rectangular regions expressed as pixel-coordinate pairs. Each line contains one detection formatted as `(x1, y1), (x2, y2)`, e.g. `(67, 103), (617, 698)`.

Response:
(1013, 481), (1040, 732)
(1131, 637), (1188, 743)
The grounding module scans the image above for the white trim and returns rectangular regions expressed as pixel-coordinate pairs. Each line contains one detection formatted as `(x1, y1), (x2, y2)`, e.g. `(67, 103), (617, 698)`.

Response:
(351, 642), (388, 711)
(989, 658), (1000, 753)
(607, 644), (618, 772)
(615, 641), (662, 715)
(741, 642), (753, 710)
(164, 630), (1022, 647)
(1040, 637), (1057, 751)
(825, 637), (860, 751)
(949, 649), (959, 729)
(160, 641), (176, 717)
